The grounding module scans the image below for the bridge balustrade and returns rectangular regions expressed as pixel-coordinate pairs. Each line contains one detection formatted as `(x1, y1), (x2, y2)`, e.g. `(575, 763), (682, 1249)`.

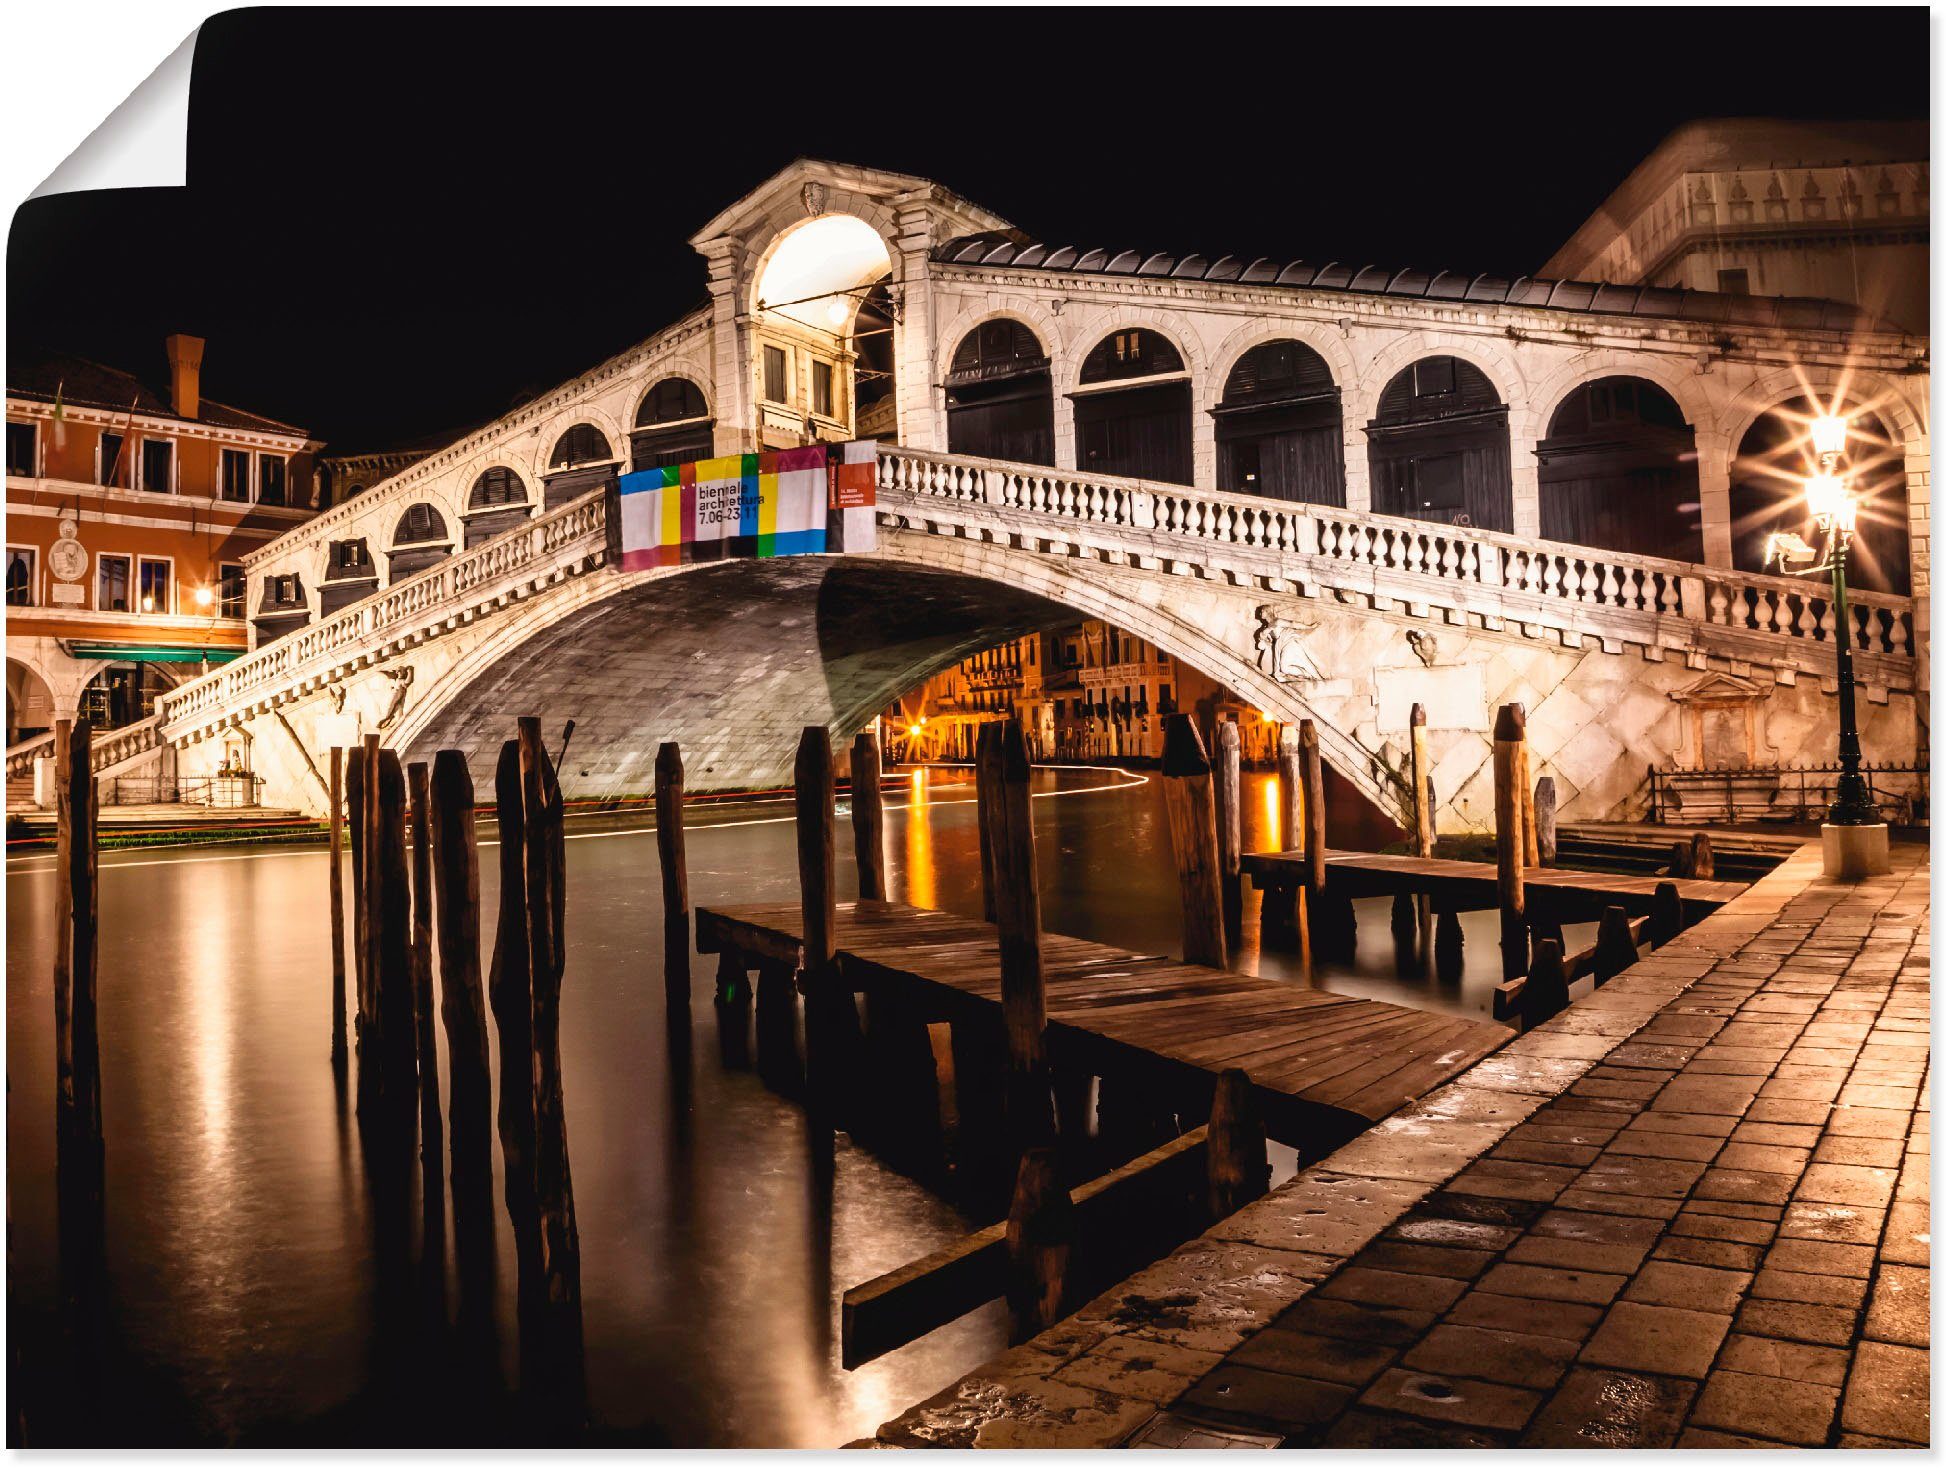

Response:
(151, 444), (1917, 745)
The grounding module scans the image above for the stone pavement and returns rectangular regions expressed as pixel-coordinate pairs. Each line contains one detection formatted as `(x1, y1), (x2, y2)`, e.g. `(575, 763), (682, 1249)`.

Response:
(864, 841), (1929, 1448)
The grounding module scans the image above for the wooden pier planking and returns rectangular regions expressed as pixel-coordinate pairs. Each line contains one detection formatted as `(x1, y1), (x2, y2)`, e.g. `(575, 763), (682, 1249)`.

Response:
(1244, 848), (1745, 922)
(695, 898), (1511, 1148)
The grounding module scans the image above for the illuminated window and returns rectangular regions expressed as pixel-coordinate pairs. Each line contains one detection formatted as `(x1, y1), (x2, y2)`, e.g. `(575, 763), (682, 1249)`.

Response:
(219, 563), (246, 619)
(138, 557), (172, 613)
(97, 554), (131, 612)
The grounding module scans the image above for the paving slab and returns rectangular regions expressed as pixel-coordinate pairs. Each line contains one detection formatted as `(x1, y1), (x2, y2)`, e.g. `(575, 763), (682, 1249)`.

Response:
(864, 842), (1930, 1448)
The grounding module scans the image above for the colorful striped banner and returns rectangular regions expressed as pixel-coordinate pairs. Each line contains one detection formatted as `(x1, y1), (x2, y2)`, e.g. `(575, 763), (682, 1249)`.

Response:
(615, 441), (876, 570)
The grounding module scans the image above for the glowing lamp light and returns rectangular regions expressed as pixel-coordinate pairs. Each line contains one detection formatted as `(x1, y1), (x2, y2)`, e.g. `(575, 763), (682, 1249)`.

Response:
(1804, 471), (1851, 525)
(194, 585), (214, 609)
(1809, 414), (1850, 459)
(825, 297), (849, 327)
(141, 593), (155, 612)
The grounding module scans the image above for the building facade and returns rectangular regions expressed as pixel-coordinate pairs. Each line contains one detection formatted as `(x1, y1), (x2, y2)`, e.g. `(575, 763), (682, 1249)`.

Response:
(5, 336), (321, 743)
(1543, 119), (1929, 336)
(893, 621), (1282, 767)
(234, 155), (1929, 657)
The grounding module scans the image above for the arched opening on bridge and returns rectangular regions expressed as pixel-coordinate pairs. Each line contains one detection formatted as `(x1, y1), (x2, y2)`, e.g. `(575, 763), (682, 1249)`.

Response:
(1731, 398), (1909, 594)
(462, 466), (534, 548)
(1537, 376), (1701, 560)
(1366, 356), (1512, 532)
(1214, 340), (1345, 504)
(945, 317), (1054, 466)
(852, 280), (898, 441)
(388, 503), (454, 580)
(78, 659), (175, 731)
(1072, 328), (1193, 485)
(319, 535), (378, 616)
(544, 423), (620, 511)
(6, 658), (55, 745)
(253, 571), (310, 645)
(753, 214), (895, 446)
(631, 378), (714, 471)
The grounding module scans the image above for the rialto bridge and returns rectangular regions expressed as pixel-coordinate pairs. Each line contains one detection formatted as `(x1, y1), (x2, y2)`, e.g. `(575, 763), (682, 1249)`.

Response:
(41, 160), (1930, 826)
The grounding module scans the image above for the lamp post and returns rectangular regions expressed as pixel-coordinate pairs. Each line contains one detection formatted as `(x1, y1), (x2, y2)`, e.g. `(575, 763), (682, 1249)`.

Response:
(1768, 413), (1889, 876)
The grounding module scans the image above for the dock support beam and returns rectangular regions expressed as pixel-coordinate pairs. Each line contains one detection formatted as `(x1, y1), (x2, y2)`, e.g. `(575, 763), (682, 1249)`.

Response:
(1160, 714), (1228, 970)
(655, 742), (690, 1011)
(977, 722), (1054, 1152)
(1493, 704), (1527, 980)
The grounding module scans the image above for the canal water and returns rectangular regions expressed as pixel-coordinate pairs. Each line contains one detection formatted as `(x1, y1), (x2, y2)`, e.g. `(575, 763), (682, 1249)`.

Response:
(6, 764), (1558, 1446)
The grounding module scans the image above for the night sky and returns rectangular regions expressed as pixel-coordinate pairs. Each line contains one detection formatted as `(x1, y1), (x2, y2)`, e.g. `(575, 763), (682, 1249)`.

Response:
(6, 8), (1929, 453)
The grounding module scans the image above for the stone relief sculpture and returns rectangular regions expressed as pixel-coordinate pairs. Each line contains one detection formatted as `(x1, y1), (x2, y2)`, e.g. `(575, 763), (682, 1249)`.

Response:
(375, 666), (415, 731)
(1254, 607), (1325, 686)
(1406, 629), (1440, 667)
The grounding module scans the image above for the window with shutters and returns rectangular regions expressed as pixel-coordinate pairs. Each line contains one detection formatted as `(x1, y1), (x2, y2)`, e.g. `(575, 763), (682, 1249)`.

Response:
(468, 467), (526, 509)
(1078, 329), (1185, 384)
(141, 438), (174, 493)
(258, 454), (288, 507)
(221, 448), (251, 502)
(5, 547), (35, 607)
(763, 345), (790, 404)
(99, 432), (125, 486)
(549, 424), (612, 469)
(329, 539), (373, 575)
(636, 378), (708, 426)
(812, 360), (836, 418)
(395, 503), (449, 545)
(4, 422), (34, 478)
(1413, 358), (1456, 399)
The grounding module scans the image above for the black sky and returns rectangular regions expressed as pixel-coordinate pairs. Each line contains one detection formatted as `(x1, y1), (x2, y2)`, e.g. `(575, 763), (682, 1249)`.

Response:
(6, 7), (1929, 452)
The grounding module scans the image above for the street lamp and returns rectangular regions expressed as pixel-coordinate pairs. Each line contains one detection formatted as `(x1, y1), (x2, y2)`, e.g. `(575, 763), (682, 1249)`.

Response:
(1764, 411), (1887, 874)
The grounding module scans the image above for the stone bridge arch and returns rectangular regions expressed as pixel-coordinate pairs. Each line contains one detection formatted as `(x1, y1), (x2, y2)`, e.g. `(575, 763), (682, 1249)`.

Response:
(379, 533), (1418, 819)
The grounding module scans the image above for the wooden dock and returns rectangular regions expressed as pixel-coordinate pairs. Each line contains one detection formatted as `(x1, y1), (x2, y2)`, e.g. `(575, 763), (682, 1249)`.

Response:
(696, 898), (1512, 1151)
(1244, 848), (1746, 921)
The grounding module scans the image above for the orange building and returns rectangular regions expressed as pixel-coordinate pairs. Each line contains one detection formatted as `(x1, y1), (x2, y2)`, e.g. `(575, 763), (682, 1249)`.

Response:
(5, 336), (322, 742)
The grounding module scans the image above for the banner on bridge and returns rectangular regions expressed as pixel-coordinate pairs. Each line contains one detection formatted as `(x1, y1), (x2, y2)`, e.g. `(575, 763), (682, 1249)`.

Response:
(613, 440), (876, 570)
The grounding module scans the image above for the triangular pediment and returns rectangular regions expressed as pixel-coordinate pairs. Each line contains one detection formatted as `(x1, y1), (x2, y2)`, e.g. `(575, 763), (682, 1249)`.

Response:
(687, 158), (1011, 250)
(1669, 670), (1768, 703)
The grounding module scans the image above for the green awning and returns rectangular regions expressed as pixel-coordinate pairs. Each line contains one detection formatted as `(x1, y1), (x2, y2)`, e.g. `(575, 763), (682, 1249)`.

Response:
(65, 643), (243, 664)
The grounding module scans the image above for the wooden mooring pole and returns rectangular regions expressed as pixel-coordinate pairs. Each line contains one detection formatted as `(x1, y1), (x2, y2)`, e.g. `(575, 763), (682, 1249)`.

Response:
(851, 729), (887, 903)
(796, 726), (861, 1127)
(1493, 704), (1527, 980)
(978, 721), (1054, 1152)
(1159, 714), (1227, 970)
(518, 717), (582, 1332)
(346, 745), (369, 1068)
(654, 742), (690, 1010)
(53, 719), (103, 1206)
(1592, 905), (1639, 985)
(408, 762), (442, 1156)
(429, 747), (495, 1327)
(1516, 729), (1539, 870)
(1211, 719), (1243, 941)
(1004, 1147), (1071, 1344)
(1522, 938), (1570, 1030)
(1206, 1068), (1268, 1220)
(373, 750), (418, 1116)
(328, 746), (348, 1068)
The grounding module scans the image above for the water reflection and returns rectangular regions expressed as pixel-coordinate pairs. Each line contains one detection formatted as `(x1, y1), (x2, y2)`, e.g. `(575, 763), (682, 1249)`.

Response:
(8, 762), (1550, 1446)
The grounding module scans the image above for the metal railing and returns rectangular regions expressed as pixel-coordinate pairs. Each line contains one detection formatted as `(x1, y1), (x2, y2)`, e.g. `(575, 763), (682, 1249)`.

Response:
(100, 772), (264, 808)
(1647, 761), (1929, 826)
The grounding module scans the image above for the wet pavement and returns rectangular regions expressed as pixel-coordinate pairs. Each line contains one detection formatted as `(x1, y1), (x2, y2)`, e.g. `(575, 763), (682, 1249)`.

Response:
(868, 840), (1930, 1449)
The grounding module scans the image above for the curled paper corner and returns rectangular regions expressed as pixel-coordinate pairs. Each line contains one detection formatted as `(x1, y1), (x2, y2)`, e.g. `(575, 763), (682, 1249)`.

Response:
(31, 29), (199, 199)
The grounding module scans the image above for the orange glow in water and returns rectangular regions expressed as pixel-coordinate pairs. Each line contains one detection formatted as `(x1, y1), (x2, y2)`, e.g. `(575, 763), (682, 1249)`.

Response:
(903, 766), (936, 909)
